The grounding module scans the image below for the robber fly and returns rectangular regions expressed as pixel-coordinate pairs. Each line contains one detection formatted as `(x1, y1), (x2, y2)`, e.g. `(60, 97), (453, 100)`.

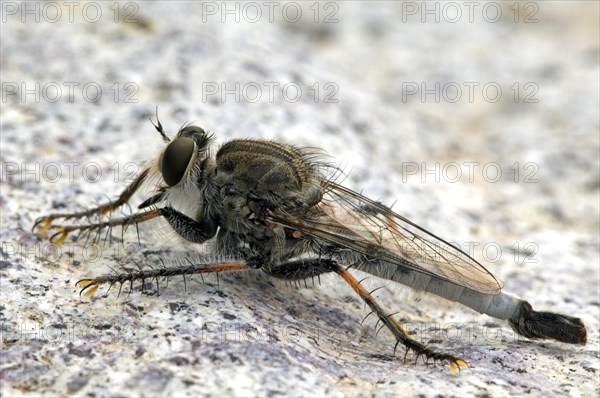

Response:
(33, 115), (587, 370)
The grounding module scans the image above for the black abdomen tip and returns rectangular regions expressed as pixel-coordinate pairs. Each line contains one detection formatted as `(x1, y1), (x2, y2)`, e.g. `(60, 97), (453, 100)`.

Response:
(509, 301), (587, 345)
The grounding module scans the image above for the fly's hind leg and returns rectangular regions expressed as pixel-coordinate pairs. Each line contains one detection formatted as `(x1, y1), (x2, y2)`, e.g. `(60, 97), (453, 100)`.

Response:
(33, 168), (151, 234)
(336, 266), (468, 370)
(265, 259), (468, 370)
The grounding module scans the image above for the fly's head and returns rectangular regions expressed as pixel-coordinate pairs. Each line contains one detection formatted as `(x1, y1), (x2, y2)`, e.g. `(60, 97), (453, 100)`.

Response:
(139, 115), (217, 213)
(157, 124), (212, 188)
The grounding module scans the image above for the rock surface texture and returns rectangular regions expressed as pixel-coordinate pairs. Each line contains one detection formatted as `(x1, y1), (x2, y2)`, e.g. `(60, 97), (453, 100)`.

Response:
(1, 2), (598, 397)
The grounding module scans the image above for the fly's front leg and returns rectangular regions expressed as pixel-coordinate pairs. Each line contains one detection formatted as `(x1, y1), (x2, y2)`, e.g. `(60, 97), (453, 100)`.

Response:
(33, 168), (150, 234)
(159, 207), (218, 243)
(46, 210), (162, 244)
(43, 205), (217, 245)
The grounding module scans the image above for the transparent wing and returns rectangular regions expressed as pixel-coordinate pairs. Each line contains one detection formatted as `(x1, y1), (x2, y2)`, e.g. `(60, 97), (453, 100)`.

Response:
(268, 181), (501, 294)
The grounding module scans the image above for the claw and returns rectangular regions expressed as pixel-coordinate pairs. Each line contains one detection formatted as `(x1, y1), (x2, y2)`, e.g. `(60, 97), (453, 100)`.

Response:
(76, 279), (94, 287)
(33, 217), (52, 234)
(76, 279), (99, 297)
(83, 284), (99, 297)
(50, 228), (68, 244)
(449, 359), (469, 372)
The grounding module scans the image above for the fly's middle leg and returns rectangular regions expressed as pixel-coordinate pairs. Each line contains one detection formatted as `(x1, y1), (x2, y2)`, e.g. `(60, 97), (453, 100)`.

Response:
(77, 261), (250, 297)
(262, 258), (340, 279)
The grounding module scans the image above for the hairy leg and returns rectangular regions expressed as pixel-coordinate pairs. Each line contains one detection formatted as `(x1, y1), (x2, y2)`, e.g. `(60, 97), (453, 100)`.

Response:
(44, 209), (162, 244)
(265, 258), (468, 370)
(33, 168), (150, 233)
(77, 261), (249, 297)
(75, 252), (468, 369)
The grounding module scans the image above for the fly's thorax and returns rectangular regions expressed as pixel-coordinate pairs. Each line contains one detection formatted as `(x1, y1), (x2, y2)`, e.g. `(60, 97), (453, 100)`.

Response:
(215, 139), (323, 212)
(203, 139), (326, 264)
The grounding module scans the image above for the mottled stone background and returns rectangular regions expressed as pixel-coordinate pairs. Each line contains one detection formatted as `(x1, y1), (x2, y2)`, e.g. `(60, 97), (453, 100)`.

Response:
(1, 1), (598, 396)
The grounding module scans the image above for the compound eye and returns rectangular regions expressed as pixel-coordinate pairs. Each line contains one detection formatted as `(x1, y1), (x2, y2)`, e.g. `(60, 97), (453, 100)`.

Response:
(160, 137), (195, 186)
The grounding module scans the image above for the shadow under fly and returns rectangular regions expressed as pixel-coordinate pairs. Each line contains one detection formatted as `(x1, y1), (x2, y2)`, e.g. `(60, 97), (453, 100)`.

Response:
(34, 113), (587, 371)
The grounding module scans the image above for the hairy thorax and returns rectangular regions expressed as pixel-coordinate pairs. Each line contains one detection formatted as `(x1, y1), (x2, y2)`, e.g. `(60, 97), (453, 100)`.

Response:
(210, 139), (323, 261)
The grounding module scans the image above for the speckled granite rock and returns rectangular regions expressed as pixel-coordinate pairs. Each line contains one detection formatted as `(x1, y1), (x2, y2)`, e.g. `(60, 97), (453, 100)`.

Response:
(1, 2), (598, 397)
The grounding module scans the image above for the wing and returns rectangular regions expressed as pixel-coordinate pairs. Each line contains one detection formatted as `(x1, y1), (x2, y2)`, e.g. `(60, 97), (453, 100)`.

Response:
(267, 181), (502, 294)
